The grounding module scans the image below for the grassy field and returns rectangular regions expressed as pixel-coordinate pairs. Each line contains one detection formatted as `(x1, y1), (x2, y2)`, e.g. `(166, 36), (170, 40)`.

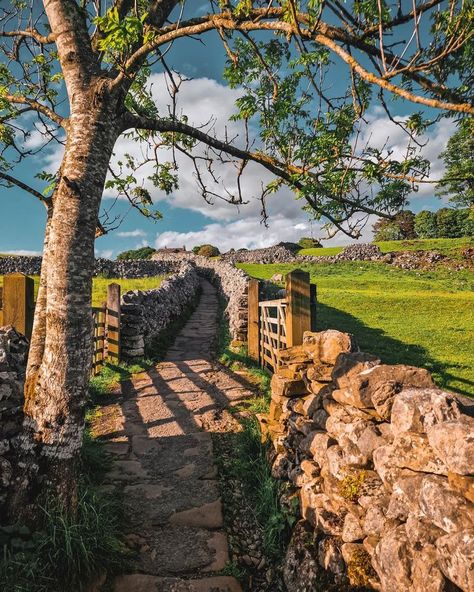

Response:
(240, 261), (474, 398)
(0, 275), (166, 306)
(299, 236), (473, 257)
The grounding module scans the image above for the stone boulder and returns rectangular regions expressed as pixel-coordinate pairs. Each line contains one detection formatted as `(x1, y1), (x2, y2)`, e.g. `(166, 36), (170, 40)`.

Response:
(302, 330), (358, 365)
(427, 416), (474, 475)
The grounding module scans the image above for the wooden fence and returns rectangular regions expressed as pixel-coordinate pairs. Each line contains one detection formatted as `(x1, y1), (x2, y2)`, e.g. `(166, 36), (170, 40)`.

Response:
(0, 273), (121, 376)
(248, 270), (316, 372)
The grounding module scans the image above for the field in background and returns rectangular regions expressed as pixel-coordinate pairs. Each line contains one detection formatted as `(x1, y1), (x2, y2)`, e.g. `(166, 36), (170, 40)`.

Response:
(0, 275), (166, 307)
(240, 261), (474, 398)
(299, 236), (473, 257)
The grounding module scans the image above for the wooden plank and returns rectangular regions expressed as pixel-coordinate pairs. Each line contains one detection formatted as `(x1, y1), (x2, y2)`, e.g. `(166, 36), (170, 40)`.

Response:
(2, 273), (34, 339)
(285, 269), (310, 348)
(310, 283), (317, 331)
(247, 279), (260, 361)
(259, 298), (287, 307)
(107, 283), (121, 364)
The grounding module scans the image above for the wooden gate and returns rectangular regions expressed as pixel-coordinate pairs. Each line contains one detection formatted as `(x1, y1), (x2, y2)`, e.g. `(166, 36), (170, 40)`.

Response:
(259, 298), (288, 370)
(248, 270), (314, 372)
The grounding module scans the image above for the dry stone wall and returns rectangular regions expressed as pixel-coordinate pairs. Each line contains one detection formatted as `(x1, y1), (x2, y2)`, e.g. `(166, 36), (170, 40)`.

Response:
(152, 252), (249, 341)
(0, 256), (177, 278)
(0, 326), (28, 520)
(120, 262), (200, 358)
(260, 330), (474, 592)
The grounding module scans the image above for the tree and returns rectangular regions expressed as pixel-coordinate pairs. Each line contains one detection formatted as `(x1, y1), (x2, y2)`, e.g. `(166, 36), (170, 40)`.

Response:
(414, 211), (438, 238)
(373, 210), (416, 241)
(436, 207), (463, 238)
(437, 118), (474, 208)
(116, 246), (156, 260)
(197, 244), (220, 257)
(0, 0), (472, 515)
(298, 237), (322, 249)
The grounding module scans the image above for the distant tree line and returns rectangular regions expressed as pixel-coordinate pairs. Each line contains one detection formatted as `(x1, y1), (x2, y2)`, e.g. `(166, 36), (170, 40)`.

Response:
(116, 246), (157, 260)
(373, 208), (474, 242)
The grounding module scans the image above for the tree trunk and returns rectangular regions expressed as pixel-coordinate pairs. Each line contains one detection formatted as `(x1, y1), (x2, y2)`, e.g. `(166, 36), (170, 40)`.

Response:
(10, 99), (119, 518)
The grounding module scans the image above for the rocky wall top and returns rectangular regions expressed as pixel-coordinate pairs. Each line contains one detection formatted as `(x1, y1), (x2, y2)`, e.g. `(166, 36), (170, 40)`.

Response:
(120, 262), (200, 358)
(261, 330), (474, 592)
(152, 252), (249, 341)
(0, 256), (178, 278)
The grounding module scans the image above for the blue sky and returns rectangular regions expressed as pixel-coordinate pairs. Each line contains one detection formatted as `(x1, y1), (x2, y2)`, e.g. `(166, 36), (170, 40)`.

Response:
(0, 7), (455, 258)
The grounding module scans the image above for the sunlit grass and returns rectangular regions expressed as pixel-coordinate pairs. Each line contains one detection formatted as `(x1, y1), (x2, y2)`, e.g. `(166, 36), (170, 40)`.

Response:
(0, 275), (166, 306)
(298, 236), (473, 258)
(240, 261), (474, 398)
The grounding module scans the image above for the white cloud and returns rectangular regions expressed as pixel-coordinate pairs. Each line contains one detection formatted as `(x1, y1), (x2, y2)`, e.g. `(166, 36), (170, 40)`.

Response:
(0, 249), (42, 256)
(116, 229), (147, 238)
(35, 75), (455, 251)
(95, 248), (114, 259)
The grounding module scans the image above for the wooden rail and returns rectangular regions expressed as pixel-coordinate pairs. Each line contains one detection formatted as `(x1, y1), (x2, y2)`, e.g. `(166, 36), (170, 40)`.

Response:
(248, 269), (314, 372)
(259, 299), (287, 370)
(0, 273), (121, 376)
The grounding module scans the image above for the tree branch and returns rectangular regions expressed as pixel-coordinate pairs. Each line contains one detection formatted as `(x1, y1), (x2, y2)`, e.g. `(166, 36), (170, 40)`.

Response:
(114, 9), (473, 115)
(4, 94), (66, 128)
(0, 171), (52, 209)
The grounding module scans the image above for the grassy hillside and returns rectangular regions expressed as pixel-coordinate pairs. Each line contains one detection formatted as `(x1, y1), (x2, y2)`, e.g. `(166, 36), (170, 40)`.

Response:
(299, 236), (473, 257)
(0, 275), (166, 307)
(240, 261), (474, 398)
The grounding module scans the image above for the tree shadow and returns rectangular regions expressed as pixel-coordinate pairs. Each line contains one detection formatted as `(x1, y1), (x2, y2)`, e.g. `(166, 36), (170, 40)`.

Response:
(316, 301), (474, 400)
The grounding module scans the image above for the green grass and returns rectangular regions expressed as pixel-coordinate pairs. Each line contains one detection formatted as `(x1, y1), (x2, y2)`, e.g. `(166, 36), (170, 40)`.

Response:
(298, 245), (344, 256)
(375, 236), (473, 257)
(298, 236), (473, 258)
(0, 275), (167, 306)
(240, 261), (474, 398)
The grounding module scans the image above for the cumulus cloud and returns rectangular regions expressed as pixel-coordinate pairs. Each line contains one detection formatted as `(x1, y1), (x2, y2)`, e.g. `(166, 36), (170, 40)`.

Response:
(37, 75), (454, 251)
(116, 229), (147, 238)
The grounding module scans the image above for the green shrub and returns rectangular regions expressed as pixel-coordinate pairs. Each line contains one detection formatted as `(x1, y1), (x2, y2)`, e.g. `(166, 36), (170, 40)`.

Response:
(298, 237), (322, 249)
(116, 246), (156, 260)
(197, 244), (220, 257)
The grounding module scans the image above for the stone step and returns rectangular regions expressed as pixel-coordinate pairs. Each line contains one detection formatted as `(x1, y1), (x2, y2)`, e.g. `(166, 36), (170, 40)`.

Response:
(114, 575), (243, 592)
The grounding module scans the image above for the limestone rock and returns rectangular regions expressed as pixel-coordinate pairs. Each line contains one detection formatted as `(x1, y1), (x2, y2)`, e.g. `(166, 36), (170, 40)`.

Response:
(390, 432), (447, 475)
(419, 475), (474, 534)
(390, 388), (460, 436)
(411, 544), (447, 592)
(270, 374), (308, 398)
(342, 512), (364, 542)
(302, 329), (358, 365)
(386, 474), (425, 521)
(427, 416), (474, 476)
(331, 351), (381, 386)
(405, 515), (445, 546)
(448, 472), (474, 503)
(305, 431), (335, 468)
(373, 525), (413, 592)
(336, 364), (435, 418)
(436, 529), (474, 592)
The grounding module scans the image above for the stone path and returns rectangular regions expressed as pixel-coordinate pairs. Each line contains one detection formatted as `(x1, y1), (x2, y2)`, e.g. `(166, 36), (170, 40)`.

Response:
(95, 279), (254, 592)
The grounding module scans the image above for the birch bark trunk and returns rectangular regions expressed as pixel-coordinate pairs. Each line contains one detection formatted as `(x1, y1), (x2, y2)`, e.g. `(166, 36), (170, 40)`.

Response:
(9, 99), (120, 517)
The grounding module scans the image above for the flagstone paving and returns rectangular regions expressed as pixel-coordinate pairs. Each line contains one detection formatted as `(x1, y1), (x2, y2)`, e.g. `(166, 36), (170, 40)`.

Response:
(95, 279), (253, 592)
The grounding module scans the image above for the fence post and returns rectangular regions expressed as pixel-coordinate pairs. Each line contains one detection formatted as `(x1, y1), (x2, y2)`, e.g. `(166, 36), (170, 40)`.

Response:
(247, 279), (260, 362)
(3, 273), (35, 339)
(107, 283), (121, 364)
(285, 269), (311, 347)
(310, 283), (317, 332)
